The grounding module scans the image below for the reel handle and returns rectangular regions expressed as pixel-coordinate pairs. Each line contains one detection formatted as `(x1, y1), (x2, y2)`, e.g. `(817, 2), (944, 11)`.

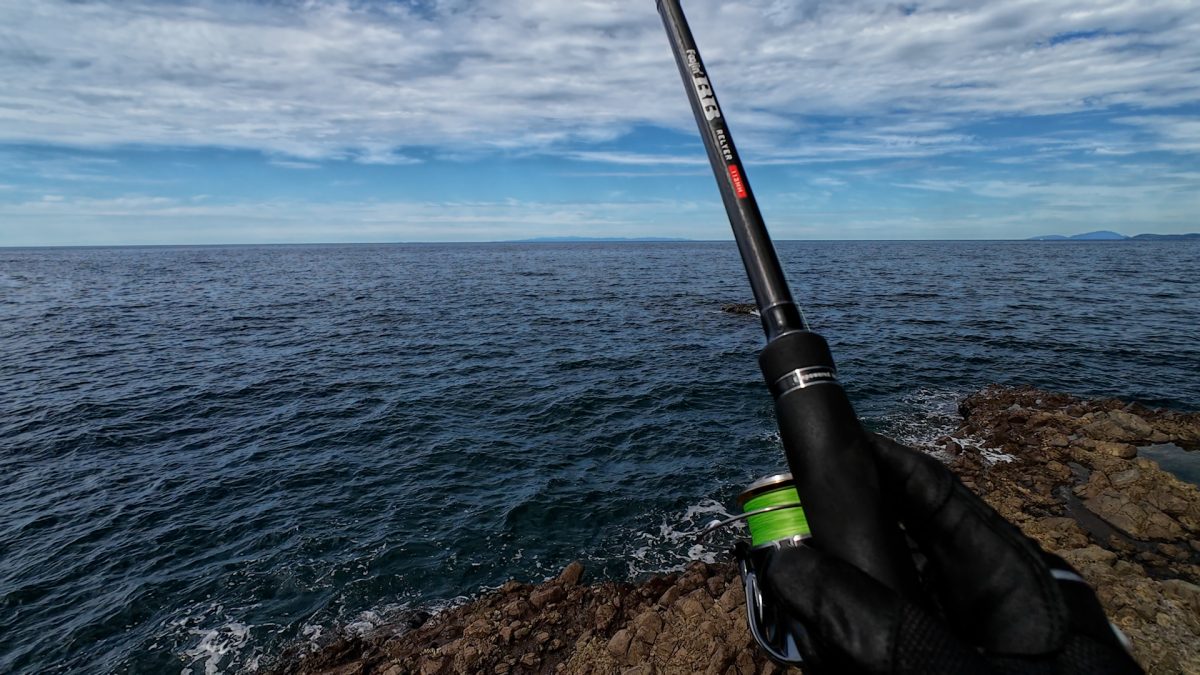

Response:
(760, 331), (918, 597)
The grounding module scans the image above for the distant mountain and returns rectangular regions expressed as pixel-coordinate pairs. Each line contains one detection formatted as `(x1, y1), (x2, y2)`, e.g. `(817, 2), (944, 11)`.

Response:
(1131, 233), (1200, 240)
(1072, 230), (1128, 240)
(1028, 231), (1199, 241)
(1028, 230), (1127, 241)
(505, 236), (692, 243)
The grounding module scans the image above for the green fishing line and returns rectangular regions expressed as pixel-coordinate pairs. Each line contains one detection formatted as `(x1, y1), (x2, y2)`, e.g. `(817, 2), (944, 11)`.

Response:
(743, 486), (809, 547)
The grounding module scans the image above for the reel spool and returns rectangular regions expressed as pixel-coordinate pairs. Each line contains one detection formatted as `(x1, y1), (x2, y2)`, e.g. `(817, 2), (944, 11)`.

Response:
(698, 473), (811, 667)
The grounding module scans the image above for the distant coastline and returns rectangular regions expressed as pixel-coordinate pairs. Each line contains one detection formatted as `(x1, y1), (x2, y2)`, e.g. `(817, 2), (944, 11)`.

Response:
(8, 235), (1200, 249)
(1027, 230), (1200, 241)
(502, 236), (693, 243)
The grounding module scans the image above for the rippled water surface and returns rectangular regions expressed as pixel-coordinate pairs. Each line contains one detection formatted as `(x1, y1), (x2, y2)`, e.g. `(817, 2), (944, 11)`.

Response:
(1, 241), (1197, 673)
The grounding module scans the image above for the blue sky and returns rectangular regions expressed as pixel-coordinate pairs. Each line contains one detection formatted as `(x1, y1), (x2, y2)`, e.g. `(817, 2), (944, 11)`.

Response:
(1, 0), (1197, 245)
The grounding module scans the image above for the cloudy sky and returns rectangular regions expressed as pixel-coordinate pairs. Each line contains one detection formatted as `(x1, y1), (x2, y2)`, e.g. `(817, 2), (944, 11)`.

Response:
(1, 0), (1197, 245)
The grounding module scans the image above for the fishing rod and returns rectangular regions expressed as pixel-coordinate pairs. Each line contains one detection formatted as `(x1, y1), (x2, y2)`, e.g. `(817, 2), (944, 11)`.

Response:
(655, 0), (918, 664)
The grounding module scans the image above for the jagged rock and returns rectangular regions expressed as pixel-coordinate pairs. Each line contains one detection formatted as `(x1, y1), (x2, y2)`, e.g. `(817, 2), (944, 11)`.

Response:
(607, 629), (631, 660)
(720, 302), (757, 315)
(558, 561), (585, 587)
(1088, 440), (1139, 459)
(530, 585), (565, 609)
(1108, 410), (1156, 438)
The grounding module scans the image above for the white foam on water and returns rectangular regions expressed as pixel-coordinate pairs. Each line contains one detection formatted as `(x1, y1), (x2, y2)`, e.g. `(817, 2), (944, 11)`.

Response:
(876, 387), (1013, 465)
(180, 621), (251, 675)
(343, 613), (380, 637)
(162, 600), (276, 675)
(979, 445), (1017, 465)
(625, 498), (737, 577)
(879, 387), (967, 450)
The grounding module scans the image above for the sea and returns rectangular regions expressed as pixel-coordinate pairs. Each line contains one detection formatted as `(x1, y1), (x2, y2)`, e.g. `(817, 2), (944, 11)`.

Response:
(1, 241), (1198, 674)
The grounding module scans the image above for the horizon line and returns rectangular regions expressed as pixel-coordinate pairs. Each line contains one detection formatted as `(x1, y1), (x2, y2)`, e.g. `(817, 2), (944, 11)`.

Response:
(5, 237), (1197, 249)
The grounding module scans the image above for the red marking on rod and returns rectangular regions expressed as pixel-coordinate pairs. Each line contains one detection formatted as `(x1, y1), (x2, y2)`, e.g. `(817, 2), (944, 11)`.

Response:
(728, 165), (748, 198)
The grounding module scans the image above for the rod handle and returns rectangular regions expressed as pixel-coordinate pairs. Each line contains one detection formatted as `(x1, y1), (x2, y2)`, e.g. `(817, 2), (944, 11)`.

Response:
(760, 331), (918, 597)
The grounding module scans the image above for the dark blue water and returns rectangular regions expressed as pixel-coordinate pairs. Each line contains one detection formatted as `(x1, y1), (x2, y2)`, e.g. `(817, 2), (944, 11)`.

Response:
(1, 241), (1197, 673)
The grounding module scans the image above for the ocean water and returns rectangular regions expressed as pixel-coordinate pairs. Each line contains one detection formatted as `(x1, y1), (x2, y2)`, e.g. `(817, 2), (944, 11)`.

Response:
(1, 241), (1197, 673)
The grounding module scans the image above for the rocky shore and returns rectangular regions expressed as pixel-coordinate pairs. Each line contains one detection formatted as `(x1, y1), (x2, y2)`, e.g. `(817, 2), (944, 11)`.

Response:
(272, 387), (1200, 675)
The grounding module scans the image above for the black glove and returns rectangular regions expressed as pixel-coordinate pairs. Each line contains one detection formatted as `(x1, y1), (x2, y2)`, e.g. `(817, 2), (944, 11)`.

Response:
(763, 433), (1143, 675)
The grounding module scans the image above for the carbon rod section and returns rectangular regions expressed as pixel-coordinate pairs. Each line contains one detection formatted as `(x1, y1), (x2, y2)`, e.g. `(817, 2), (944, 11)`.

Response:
(656, 0), (919, 601)
(655, 0), (805, 341)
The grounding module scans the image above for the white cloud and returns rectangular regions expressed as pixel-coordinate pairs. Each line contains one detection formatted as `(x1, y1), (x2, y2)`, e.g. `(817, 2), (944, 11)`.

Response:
(268, 159), (321, 170)
(0, 0), (1197, 163)
(0, 193), (731, 245)
(563, 151), (709, 166)
(1116, 115), (1200, 152)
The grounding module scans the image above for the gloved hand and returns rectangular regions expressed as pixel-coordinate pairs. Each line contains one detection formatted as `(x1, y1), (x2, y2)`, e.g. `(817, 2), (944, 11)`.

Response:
(763, 433), (1143, 674)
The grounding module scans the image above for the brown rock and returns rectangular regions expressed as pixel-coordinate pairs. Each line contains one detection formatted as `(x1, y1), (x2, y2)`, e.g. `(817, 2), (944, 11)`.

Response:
(1065, 545), (1119, 566)
(1085, 491), (1186, 540)
(558, 561), (585, 587)
(594, 602), (618, 631)
(1107, 410), (1155, 439)
(1081, 440), (1139, 459)
(607, 629), (632, 660)
(632, 611), (663, 642)
(1162, 579), (1200, 614)
(626, 637), (650, 664)
(1105, 442), (1138, 459)
(721, 302), (757, 315)
(718, 585), (743, 613)
(503, 599), (530, 618)
(656, 585), (682, 608)
(530, 585), (565, 609)
(706, 575), (725, 598)
(463, 618), (492, 639)
(417, 657), (444, 675)
(678, 594), (707, 619)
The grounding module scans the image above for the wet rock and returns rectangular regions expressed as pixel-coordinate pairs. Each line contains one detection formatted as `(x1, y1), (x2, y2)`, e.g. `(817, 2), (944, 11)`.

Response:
(530, 585), (565, 609)
(720, 302), (757, 315)
(557, 561), (585, 587)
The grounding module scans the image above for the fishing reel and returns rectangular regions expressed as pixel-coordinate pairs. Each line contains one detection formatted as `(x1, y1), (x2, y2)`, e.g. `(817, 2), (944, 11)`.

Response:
(698, 473), (811, 667)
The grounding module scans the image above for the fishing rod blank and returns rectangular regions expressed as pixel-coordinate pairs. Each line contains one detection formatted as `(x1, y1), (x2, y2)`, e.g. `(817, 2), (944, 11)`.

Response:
(655, 0), (918, 659)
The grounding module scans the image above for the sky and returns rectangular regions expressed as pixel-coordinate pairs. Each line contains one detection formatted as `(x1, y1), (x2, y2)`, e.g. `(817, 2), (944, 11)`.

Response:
(0, 0), (1198, 245)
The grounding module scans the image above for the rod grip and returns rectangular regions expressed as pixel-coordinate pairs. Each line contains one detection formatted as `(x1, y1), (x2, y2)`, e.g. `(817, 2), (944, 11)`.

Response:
(760, 331), (918, 597)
